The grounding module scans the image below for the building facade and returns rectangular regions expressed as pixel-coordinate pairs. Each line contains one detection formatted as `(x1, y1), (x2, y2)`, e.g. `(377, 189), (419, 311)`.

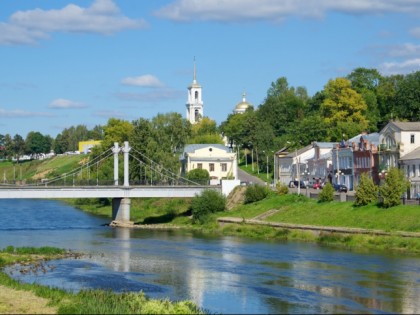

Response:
(180, 144), (237, 184)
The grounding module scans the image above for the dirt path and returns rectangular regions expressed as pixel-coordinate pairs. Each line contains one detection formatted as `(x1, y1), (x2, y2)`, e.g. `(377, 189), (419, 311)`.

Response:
(0, 285), (57, 314)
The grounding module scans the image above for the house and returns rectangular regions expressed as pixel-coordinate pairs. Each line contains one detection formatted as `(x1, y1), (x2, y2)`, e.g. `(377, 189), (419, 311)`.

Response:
(378, 121), (420, 169)
(399, 147), (420, 199)
(306, 142), (335, 185)
(78, 140), (101, 154)
(180, 144), (237, 185)
(276, 144), (315, 186)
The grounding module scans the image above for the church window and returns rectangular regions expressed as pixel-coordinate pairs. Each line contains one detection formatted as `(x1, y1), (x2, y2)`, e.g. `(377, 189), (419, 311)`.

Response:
(195, 91), (199, 100)
(221, 163), (227, 172)
(209, 163), (215, 172)
(411, 134), (415, 144)
(197, 163), (202, 169)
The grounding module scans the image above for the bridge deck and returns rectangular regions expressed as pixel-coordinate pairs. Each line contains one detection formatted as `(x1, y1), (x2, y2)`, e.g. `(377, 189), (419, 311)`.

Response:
(0, 185), (221, 199)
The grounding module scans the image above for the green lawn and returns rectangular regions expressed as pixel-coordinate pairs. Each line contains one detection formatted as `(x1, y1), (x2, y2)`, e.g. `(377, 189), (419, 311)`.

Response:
(222, 193), (420, 233)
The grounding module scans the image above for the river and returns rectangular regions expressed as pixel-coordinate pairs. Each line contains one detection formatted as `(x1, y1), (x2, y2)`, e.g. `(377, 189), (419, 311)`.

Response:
(0, 199), (419, 314)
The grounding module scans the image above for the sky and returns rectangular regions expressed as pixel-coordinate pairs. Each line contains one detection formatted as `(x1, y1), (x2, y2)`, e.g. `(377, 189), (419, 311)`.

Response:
(0, 0), (419, 138)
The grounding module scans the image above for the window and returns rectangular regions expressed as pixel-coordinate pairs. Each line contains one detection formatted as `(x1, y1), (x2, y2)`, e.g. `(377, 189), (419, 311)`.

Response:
(197, 163), (202, 169)
(209, 163), (215, 172)
(411, 134), (415, 144)
(221, 163), (227, 172)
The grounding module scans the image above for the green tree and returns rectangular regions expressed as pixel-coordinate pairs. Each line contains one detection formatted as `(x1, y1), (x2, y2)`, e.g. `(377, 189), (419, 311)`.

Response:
(191, 189), (226, 224)
(129, 113), (191, 184)
(347, 67), (382, 132)
(257, 77), (308, 137)
(320, 77), (369, 141)
(394, 71), (420, 121)
(376, 74), (404, 127)
(25, 132), (51, 157)
(318, 182), (334, 202)
(379, 167), (410, 208)
(12, 134), (25, 162)
(189, 117), (223, 144)
(354, 173), (378, 206)
(186, 168), (210, 184)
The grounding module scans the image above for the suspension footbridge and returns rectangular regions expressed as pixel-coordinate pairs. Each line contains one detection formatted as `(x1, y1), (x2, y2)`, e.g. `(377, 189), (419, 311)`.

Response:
(0, 142), (235, 223)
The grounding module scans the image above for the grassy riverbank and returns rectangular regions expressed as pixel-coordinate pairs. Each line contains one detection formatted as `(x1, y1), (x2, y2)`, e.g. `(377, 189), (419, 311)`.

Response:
(0, 246), (204, 314)
(68, 191), (420, 254)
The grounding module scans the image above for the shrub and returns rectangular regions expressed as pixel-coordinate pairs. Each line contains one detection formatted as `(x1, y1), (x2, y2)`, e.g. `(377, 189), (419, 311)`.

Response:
(191, 189), (226, 224)
(379, 167), (410, 208)
(186, 169), (210, 185)
(244, 184), (269, 204)
(318, 182), (334, 202)
(275, 182), (289, 195)
(354, 172), (378, 206)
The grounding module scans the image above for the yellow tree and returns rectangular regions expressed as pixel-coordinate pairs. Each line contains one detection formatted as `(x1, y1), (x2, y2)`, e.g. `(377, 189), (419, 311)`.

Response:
(320, 78), (368, 141)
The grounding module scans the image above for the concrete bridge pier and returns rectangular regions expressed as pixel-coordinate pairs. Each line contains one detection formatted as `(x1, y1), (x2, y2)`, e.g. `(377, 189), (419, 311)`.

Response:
(112, 198), (132, 224)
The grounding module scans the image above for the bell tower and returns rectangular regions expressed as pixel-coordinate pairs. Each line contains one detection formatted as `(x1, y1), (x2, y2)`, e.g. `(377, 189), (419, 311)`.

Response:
(186, 59), (203, 124)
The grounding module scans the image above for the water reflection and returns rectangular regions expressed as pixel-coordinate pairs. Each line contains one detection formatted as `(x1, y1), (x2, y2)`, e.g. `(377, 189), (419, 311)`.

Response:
(1, 199), (420, 314)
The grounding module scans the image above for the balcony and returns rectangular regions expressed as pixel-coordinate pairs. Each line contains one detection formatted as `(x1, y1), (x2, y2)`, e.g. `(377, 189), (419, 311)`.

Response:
(379, 144), (398, 152)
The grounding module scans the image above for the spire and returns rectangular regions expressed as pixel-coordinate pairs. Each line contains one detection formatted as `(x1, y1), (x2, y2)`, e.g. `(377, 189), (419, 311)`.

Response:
(193, 56), (197, 84)
(242, 91), (246, 102)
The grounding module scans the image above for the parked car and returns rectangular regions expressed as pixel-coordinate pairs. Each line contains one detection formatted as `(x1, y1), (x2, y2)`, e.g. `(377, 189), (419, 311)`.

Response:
(333, 183), (348, 193)
(289, 180), (306, 189)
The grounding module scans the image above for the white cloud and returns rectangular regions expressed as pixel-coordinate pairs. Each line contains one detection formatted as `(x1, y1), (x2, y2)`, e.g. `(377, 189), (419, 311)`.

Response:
(386, 43), (420, 57)
(48, 98), (87, 109)
(410, 27), (420, 38)
(0, 0), (147, 45)
(121, 75), (164, 88)
(154, 0), (420, 22)
(379, 58), (420, 75)
(0, 108), (53, 117)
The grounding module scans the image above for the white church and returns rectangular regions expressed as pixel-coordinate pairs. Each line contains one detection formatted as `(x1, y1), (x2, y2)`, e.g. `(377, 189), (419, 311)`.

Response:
(185, 61), (204, 124)
(180, 61), (253, 184)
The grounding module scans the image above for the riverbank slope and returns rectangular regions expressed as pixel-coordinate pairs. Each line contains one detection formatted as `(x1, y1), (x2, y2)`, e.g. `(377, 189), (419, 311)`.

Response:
(69, 189), (420, 254)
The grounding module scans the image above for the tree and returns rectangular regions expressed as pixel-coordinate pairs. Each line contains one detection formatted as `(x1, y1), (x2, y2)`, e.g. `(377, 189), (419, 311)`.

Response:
(189, 117), (223, 144)
(347, 67), (383, 132)
(320, 78), (368, 141)
(25, 132), (51, 157)
(318, 182), (334, 202)
(129, 113), (191, 184)
(354, 173), (378, 206)
(187, 168), (210, 184)
(191, 189), (226, 224)
(12, 134), (25, 161)
(101, 118), (134, 151)
(394, 71), (420, 121)
(257, 77), (309, 137)
(379, 167), (410, 208)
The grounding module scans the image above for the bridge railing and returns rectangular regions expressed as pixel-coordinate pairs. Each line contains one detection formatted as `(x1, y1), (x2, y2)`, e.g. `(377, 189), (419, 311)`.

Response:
(0, 178), (211, 187)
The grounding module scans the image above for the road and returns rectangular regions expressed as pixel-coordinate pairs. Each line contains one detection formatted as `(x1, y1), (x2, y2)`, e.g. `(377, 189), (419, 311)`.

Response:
(237, 168), (266, 186)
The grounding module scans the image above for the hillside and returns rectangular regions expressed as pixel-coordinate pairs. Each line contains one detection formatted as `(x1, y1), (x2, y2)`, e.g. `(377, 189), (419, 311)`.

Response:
(0, 155), (86, 183)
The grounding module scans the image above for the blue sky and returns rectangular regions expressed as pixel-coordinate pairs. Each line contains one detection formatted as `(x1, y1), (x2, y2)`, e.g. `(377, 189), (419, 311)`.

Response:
(1, 0), (419, 138)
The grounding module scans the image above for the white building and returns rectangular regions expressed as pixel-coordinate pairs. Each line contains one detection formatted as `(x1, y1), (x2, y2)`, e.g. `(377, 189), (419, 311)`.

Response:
(180, 144), (237, 185)
(186, 61), (204, 124)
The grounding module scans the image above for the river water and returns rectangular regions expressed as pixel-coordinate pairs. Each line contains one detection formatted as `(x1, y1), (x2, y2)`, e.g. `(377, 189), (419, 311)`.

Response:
(0, 199), (419, 314)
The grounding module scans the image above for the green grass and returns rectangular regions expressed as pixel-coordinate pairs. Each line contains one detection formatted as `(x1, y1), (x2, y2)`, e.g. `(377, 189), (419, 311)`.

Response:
(0, 155), (85, 182)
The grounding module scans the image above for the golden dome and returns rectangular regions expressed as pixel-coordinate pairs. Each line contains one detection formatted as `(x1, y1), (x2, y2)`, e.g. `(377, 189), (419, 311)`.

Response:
(234, 92), (251, 113)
